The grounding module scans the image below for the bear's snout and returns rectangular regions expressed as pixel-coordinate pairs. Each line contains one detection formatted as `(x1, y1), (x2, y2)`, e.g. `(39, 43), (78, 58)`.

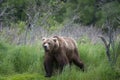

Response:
(43, 43), (50, 52)
(44, 45), (47, 49)
(43, 45), (48, 51)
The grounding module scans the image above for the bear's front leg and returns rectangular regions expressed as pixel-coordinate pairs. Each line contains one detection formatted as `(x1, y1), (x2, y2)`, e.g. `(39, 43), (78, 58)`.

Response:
(44, 55), (54, 77)
(55, 54), (69, 72)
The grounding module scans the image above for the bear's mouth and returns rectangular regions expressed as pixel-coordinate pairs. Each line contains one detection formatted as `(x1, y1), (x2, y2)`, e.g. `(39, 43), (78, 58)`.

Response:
(45, 49), (49, 52)
(44, 47), (49, 52)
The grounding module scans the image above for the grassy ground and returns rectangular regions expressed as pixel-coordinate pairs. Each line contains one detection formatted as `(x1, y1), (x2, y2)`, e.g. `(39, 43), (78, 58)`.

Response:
(0, 41), (120, 80)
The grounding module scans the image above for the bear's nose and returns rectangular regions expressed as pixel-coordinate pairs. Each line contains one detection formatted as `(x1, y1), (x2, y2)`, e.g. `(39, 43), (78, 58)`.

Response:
(44, 45), (47, 49)
(43, 45), (49, 52)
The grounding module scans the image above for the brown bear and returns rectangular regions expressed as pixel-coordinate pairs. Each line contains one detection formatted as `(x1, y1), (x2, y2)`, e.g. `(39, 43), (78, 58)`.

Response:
(42, 36), (84, 77)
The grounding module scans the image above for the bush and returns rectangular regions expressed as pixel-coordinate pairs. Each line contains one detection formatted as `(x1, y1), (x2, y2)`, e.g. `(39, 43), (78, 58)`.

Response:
(0, 41), (119, 80)
(0, 42), (44, 75)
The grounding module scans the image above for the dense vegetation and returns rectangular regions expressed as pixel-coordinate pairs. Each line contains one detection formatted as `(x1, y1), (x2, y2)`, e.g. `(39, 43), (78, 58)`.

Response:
(0, 41), (120, 80)
(0, 0), (120, 29)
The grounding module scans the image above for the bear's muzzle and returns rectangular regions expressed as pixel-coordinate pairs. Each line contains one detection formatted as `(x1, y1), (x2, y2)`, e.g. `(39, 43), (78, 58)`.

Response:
(43, 45), (49, 52)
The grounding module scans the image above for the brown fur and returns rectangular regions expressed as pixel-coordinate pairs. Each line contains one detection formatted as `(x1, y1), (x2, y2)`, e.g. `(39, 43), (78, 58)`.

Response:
(42, 36), (84, 77)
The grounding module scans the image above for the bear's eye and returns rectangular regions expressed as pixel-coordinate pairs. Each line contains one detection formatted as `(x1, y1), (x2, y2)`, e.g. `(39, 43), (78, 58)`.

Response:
(48, 42), (51, 45)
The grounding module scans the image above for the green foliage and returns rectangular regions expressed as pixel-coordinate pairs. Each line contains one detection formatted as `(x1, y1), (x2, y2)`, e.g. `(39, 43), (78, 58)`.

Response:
(77, 0), (96, 25)
(0, 40), (120, 80)
(7, 73), (45, 80)
(0, 41), (12, 62)
(53, 64), (116, 80)
(0, 0), (120, 29)
(97, 1), (120, 28)
(54, 7), (66, 23)
(10, 21), (26, 34)
(80, 5), (95, 25)
(0, 42), (44, 75)
(0, 42), (14, 74)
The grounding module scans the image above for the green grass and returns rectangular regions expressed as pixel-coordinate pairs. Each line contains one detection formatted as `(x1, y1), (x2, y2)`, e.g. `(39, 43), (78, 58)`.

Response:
(0, 73), (45, 80)
(0, 41), (120, 80)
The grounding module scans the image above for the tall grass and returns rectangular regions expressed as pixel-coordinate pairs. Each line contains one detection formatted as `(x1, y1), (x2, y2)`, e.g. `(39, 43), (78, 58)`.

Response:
(0, 41), (119, 80)
(0, 41), (44, 75)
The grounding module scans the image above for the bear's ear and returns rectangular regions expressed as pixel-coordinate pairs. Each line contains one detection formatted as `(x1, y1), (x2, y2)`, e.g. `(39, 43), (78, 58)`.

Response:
(42, 37), (46, 41)
(52, 38), (57, 42)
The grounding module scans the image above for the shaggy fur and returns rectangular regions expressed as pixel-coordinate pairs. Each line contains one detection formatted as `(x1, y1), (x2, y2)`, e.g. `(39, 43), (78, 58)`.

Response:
(42, 36), (84, 77)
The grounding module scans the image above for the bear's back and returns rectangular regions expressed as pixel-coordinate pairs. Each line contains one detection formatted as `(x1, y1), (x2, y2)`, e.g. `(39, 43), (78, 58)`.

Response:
(61, 37), (77, 50)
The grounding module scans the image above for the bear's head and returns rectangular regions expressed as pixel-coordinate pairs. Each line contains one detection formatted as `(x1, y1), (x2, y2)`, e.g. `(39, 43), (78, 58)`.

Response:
(42, 37), (59, 53)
